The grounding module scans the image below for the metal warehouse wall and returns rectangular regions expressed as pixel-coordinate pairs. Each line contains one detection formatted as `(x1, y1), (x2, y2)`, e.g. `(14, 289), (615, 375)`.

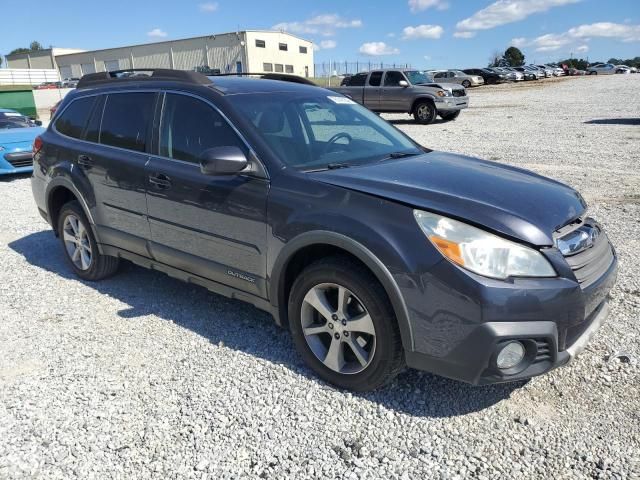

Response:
(55, 33), (247, 76)
(6, 50), (56, 69)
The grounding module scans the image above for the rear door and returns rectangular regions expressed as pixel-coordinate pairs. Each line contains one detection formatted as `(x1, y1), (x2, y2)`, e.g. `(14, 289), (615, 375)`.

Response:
(363, 71), (383, 110)
(52, 92), (155, 257)
(79, 91), (156, 256)
(145, 92), (269, 297)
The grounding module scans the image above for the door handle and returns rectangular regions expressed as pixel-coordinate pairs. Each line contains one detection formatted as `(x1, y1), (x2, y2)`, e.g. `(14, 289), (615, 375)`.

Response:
(77, 155), (93, 169)
(149, 173), (172, 189)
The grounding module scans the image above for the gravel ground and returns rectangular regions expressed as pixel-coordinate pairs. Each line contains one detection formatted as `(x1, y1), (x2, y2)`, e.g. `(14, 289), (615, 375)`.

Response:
(1, 74), (639, 480)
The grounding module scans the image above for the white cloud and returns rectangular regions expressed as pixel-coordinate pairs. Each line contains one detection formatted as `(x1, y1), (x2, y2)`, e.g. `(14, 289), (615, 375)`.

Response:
(408, 0), (449, 13)
(359, 42), (400, 56)
(455, 0), (580, 37)
(273, 14), (362, 37)
(199, 2), (218, 12)
(402, 24), (444, 40)
(511, 22), (640, 52)
(147, 28), (167, 38)
(453, 31), (476, 39)
(319, 40), (337, 49)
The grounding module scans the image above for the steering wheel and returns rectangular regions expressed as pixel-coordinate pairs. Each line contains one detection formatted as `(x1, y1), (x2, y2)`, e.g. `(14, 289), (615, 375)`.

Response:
(322, 132), (353, 155)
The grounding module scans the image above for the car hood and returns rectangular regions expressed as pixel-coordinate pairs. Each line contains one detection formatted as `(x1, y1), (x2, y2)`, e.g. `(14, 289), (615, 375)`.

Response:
(314, 152), (586, 246)
(0, 126), (45, 145)
(414, 82), (464, 93)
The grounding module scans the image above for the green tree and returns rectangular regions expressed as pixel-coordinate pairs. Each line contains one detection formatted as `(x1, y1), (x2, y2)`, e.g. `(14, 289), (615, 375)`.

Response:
(503, 46), (525, 66)
(8, 47), (30, 55)
(29, 41), (44, 51)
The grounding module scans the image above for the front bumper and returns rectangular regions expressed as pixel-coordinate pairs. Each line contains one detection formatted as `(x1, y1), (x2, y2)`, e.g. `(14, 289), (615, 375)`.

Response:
(402, 247), (618, 385)
(0, 151), (34, 175)
(436, 96), (469, 112)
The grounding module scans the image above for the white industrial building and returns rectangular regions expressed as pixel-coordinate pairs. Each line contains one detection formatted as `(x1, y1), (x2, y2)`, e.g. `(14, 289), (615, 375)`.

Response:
(6, 31), (314, 79)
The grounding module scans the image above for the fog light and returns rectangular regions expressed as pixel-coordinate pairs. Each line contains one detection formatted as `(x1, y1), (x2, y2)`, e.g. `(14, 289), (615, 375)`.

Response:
(496, 341), (525, 369)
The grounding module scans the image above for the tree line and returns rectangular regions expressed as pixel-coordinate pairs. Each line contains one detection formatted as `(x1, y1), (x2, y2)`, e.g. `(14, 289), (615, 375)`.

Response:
(488, 46), (640, 70)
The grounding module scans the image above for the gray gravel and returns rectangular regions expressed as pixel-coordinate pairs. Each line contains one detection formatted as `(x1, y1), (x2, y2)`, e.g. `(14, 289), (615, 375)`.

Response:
(1, 74), (639, 479)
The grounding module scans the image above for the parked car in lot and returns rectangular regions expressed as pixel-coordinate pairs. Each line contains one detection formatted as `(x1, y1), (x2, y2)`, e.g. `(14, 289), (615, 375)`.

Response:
(34, 82), (59, 90)
(31, 69), (617, 391)
(430, 69), (484, 88)
(491, 67), (523, 81)
(614, 65), (635, 74)
(533, 65), (554, 77)
(331, 69), (468, 124)
(463, 68), (505, 84)
(62, 77), (80, 88)
(0, 109), (45, 175)
(512, 67), (537, 81)
(587, 63), (616, 75)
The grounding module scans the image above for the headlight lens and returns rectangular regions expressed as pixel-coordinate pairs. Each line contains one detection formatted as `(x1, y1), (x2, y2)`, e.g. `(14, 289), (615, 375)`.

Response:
(413, 210), (556, 280)
(436, 90), (451, 97)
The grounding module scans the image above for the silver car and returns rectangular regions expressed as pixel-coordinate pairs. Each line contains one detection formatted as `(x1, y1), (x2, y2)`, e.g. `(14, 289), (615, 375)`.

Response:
(587, 63), (616, 75)
(430, 70), (484, 88)
(497, 67), (524, 81)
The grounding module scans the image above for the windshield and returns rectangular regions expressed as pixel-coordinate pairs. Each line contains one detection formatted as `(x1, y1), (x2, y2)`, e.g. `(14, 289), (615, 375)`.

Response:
(404, 70), (433, 85)
(231, 92), (422, 171)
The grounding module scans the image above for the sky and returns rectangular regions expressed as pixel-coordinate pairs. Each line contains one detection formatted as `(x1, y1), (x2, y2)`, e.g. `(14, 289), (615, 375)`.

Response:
(1, 0), (639, 69)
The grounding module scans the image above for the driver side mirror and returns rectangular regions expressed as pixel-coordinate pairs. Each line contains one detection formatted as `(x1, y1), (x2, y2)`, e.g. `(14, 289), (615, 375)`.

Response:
(34, 120), (43, 126)
(200, 146), (248, 176)
(398, 80), (409, 87)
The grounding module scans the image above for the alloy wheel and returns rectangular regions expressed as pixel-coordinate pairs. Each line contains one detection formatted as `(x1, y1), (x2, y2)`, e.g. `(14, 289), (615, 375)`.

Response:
(416, 104), (432, 121)
(62, 214), (92, 270)
(301, 283), (376, 374)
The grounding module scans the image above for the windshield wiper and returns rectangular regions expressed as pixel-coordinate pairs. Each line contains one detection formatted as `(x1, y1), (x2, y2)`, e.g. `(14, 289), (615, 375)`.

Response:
(378, 151), (422, 162)
(302, 162), (352, 173)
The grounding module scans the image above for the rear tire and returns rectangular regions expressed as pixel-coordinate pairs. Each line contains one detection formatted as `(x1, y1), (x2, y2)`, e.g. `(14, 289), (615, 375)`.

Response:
(462, 80), (471, 88)
(288, 256), (404, 391)
(57, 201), (119, 281)
(440, 111), (460, 122)
(413, 101), (437, 124)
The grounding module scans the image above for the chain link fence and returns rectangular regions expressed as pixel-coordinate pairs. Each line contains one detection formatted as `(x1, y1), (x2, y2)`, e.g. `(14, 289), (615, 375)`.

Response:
(314, 61), (412, 78)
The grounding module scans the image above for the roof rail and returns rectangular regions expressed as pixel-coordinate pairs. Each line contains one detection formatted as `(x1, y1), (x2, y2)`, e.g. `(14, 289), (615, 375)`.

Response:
(77, 69), (211, 89)
(210, 72), (317, 86)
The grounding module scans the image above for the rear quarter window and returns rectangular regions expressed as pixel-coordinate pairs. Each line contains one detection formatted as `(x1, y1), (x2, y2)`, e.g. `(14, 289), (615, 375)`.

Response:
(54, 96), (96, 139)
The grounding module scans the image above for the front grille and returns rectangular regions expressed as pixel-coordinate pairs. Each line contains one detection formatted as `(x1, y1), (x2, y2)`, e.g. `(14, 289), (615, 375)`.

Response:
(558, 220), (614, 288)
(533, 339), (552, 364)
(452, 89), (466, 97)
(4, 152), (33, 168)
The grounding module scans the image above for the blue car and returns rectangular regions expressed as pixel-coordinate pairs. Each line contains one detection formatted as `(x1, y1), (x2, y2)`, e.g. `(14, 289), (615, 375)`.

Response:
(0, 108), (45, 175)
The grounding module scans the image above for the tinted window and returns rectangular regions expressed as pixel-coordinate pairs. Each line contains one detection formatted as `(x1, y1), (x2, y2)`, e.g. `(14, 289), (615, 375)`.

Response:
(159, 94), (246, 164)
(263, 63), (273, 72)
(275, 64), (284, 73)
(348, 73), (367, 86)
(368, 71), (383, 86)
(279, 43), (288, 51)
(256, 39), (265, 48)
(85, 95), (105, 143)
(383, 71), (406, 86)
(100, 93), (155, 152)
(285, 65), (294, 73)
(299, 46), (307, 54)
(55, 96), (96, 139)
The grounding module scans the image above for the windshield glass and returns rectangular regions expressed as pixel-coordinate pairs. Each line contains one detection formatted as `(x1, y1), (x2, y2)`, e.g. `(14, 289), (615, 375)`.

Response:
(231, 92), (422, 171)
(404, 70), (433, 84)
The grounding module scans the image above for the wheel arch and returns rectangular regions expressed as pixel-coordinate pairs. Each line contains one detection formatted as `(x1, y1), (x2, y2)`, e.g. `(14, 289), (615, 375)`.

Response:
(270, 231), (414, 352)
(410, 95), (436, 114)
(45, 177), (97, 238)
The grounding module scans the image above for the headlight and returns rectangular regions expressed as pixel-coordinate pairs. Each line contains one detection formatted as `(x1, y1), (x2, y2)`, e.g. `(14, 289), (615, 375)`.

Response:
(436, 90), (452, 97)
(413, 210), (556, 280)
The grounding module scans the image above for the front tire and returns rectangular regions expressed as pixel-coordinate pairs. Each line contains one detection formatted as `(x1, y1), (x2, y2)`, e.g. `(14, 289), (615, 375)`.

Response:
(462, 80), (471, 88)
(288, 256), (404, 391)
(440, 110), (460, 122)
(413, 101), (437, 124)
(58, 201), (119, 281)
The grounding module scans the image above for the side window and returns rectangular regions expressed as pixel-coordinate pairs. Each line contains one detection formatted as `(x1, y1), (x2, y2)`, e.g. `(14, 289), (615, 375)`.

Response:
(85, 95), (106, 143)
(383, 71), (406, 86)
(100, 93), (155, 152)
(159, 94), (246, 164)
(368, 71), (383, 86)
(54, 96), (96, 139)
(349, 73), (367, 86)
(434, 72), (444, 79)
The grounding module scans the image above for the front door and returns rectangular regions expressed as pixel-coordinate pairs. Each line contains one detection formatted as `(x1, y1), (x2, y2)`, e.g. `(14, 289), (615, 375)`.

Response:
(145, 93), (269, 297)
(380, 71), (411, 111)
